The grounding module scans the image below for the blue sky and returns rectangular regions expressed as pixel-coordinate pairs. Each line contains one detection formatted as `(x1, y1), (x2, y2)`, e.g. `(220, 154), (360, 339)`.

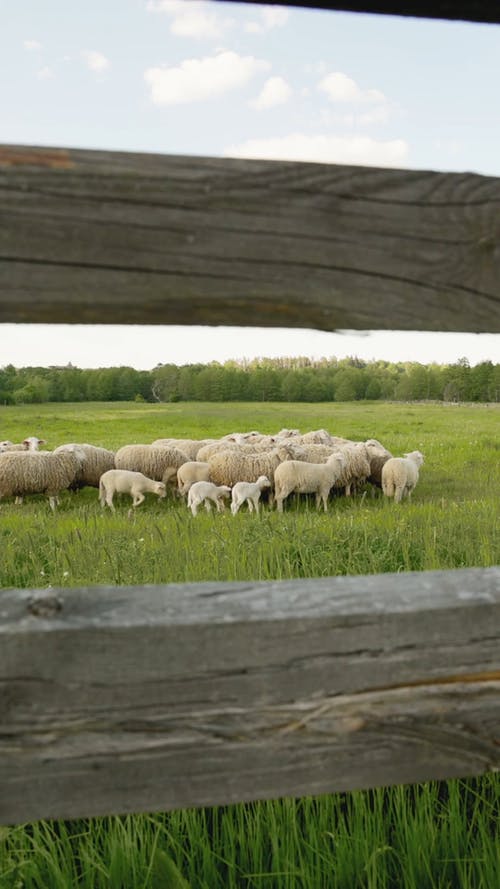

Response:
(1, 1), (499, 368)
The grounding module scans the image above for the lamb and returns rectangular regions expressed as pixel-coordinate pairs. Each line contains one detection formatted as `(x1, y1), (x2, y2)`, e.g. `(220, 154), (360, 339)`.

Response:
(176, 461), (210, 496)
(230, 476), (271, 515)
(0, 436), (46, 452)
(0, 447), (86, 510)
(381, 450), (424, 502)
(53, 443), (115, 489)
(99, 469), (166, 512)
(114, 444), (188, 486)
(273, 453), (346, 513)
(187, 481), (232, 516)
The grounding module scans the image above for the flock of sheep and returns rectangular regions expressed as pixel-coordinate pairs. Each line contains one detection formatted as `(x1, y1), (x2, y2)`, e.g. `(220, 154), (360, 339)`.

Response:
(0, 428), (424, 514)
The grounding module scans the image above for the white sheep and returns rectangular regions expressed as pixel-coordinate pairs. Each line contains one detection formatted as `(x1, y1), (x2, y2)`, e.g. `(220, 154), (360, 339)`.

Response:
(381, 450), (424, 502)
(0, 447), (85, 511)
(206, 443), (299, 491)
(364, 439), (393, 490)
(230, 475), (271, 515)
(115, 444), (187, 486)
(152, 438), (216, 460)
(0, 436), (46, 452)
(273, 453), (346, 513)
(187, 481), (231, 516)
(176, 461), (211, 496)
(99, 469), (166, 511)
(54, 443), (115, 489)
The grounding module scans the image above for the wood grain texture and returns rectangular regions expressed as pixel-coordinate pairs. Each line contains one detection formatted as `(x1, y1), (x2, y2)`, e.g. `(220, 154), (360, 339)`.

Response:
(1, 567), (499, 823)
(218, 0), (500, 25)
(1, 145), (499, 331)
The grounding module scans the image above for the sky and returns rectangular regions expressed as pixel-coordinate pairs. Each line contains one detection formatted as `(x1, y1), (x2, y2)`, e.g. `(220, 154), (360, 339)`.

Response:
(1, 0), (499, 370)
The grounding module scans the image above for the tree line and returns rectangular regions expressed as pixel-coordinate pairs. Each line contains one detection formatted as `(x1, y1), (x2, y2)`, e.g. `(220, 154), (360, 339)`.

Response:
(1, 356), (499, 405)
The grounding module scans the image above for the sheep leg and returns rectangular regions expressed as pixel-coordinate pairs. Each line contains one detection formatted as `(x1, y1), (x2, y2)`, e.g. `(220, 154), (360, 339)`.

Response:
(132, 493), (145, 508)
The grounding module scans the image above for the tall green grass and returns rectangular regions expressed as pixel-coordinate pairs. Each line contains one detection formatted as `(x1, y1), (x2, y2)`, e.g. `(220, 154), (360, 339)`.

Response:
(1, 777), (498, 888)
(0, 401), (498, 887)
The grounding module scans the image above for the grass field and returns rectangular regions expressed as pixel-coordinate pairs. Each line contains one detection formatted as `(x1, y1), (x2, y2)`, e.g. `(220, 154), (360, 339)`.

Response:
(0, 400), (499, 887)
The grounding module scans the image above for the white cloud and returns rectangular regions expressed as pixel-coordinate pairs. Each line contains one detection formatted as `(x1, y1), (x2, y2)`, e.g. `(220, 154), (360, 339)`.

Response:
(36, 66), (54, 80)
(146, 0), (234, 40)
(224, 133), (409, 167)
(319, 72), (386, 104)
(245, 6), (289, 34)
(320, 105), (392, 128)
(81, 50), (110, 72)
(250, 76), (292, 110)
(144, 51), (270, 105)
(23, 39), (42, 51)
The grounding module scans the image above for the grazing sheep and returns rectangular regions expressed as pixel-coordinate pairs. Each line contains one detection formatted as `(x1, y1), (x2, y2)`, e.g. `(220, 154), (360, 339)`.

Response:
(207, 444), (298, 490)
(54, 443), (115, 489)
(187, 481), (231, 516)
(364, 439), (393, 490)
(381, 451), (424, 503)
(231, 475), (271, 515)
(176, 461), (211, 496)
(297, 429), (334, 445)
(273, 453), (346, 513)
(0, 447), (85, 511)
(115, 444), (187, 486)
(152, 438), (216, 460)
(0, 436), (46, 452)
(287, 441), (370, 497)
(332, 442), (371, 496)
(99, 469), (166, 511)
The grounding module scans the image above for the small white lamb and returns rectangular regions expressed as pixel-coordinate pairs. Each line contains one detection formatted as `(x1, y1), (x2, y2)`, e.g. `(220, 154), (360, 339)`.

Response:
(381, 451), (424, 503)
(187, 481), (231, 516)
(231, 475), (271, 515)
(99, 469), (166, 512)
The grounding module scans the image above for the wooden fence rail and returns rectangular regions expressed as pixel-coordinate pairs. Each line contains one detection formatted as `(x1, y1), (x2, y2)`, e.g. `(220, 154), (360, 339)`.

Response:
(1, 0), (499, 825)
(1, 567), (499, 824)
(0, 145), (499, 331)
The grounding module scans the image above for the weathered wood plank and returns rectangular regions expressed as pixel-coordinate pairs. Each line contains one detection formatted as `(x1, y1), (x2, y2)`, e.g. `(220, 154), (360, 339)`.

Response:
(1, 566), (499, 823)
(1, 145), (499, 331)
(219, 0), (500, 25)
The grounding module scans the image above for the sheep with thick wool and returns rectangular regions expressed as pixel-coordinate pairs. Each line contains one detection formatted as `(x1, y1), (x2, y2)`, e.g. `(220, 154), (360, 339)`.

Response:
(364, 439), (393, 489)
(54, 443), (115, 489)
(176, 461), (211, 496)
(231, 475), (271, 515)
(115, 444), (187, 486)
(187, 481), (231, 516)
(206, 444), (299, 490)
(0, 447), (85, 510)
(273, 453), (346, 513)
(152, 438), (216, 460)
(381, 450), (424, 502)
(99, 469), (166, 511)
(287, 441), (371, 497)
(196, 439), (278, 462)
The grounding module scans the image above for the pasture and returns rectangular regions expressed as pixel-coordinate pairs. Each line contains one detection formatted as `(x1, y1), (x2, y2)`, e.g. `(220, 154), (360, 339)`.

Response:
(0, 400), (499, 887)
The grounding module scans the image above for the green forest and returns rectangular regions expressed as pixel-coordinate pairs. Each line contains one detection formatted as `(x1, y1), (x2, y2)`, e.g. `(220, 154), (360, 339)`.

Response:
(1, 355), (499, 404)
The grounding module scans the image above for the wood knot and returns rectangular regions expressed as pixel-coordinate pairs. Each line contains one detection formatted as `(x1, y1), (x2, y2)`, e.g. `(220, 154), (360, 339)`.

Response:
(27, 594), (63, 618)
